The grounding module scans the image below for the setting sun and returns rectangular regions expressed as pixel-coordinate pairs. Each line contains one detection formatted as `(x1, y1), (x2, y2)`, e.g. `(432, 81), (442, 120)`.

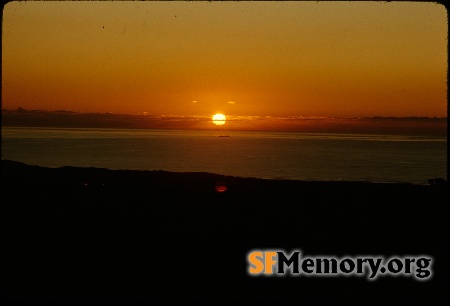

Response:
(212, 113), (226, 125)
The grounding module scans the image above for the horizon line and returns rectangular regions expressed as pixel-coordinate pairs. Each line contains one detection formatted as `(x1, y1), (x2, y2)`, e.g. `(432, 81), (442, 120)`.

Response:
(1, 108), (447, 120)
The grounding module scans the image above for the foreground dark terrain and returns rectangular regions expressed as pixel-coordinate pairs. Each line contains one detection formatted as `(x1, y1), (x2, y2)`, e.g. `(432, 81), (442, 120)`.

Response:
(1, 159), (448, 304)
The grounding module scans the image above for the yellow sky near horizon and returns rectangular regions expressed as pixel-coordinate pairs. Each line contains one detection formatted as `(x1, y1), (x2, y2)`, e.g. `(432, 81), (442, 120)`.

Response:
(1, 1), (448, 118)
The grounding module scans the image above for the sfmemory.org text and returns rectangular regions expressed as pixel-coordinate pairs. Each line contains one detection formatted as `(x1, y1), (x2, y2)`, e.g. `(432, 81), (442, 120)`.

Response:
(247, 250), (433, 281)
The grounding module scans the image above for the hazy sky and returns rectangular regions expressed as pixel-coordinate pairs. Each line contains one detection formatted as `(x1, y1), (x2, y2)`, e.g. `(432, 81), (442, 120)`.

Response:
(2, 1), (448, 117)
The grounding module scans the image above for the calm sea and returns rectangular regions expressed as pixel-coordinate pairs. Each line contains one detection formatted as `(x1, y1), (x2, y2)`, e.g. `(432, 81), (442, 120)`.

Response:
(1, 127), (447, 184)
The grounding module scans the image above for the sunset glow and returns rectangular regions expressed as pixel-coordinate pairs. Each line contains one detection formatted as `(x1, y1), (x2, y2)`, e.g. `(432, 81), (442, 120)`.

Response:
(1, 3), (447, 303)
(1, 1), (447, 123)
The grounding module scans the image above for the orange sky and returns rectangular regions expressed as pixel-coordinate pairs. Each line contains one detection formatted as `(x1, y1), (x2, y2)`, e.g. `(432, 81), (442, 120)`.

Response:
(2, 1), (448, 118)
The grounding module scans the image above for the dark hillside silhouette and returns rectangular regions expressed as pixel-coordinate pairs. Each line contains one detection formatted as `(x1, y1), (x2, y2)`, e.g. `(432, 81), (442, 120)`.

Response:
(1, 159), (448, 303)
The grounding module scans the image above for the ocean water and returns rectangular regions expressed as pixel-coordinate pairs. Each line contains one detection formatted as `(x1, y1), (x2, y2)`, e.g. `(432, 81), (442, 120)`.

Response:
(1, 127), (447, 184)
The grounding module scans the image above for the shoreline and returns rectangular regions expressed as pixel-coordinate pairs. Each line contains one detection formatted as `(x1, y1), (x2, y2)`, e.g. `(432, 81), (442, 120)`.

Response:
(1, 158), (442, 185)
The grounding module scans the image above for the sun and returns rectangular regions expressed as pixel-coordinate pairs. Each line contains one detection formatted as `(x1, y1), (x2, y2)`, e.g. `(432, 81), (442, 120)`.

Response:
(212, 113), (226, 125)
